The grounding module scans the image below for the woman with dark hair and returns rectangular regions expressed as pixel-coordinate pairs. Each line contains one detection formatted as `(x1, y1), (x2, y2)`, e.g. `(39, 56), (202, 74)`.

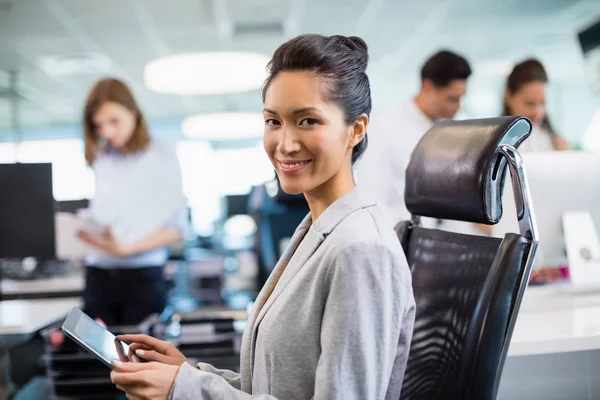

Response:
(110, 34), (415, 400)
(503, 58), (570, 151)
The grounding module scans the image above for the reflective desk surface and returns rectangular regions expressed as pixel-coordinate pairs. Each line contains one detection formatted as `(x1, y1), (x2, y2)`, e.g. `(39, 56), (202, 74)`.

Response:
(0, 297), (81, 338)
(509, 283), (600, 356)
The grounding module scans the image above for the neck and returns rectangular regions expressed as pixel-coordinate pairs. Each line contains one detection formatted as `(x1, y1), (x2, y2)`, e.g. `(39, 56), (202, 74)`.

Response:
(304, 165), (356, 222)
(413, 92), (436, 122)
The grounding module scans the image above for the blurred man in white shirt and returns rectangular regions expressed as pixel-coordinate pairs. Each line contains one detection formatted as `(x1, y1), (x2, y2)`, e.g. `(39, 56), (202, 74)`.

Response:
(357, 50), (473, 230)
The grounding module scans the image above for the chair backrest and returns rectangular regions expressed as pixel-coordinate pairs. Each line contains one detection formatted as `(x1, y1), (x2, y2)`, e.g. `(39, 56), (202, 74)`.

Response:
(398, 116), (539, 400)
(248, 177), (309, 287)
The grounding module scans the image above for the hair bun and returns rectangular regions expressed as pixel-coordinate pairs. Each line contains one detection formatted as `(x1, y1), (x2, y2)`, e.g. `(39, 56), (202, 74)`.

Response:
(330, 35), (369, 72)
(346, 36), (368, 54)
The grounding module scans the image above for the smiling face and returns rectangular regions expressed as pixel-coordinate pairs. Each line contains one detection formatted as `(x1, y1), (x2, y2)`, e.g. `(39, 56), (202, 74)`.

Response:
(263, 71), (364, 197)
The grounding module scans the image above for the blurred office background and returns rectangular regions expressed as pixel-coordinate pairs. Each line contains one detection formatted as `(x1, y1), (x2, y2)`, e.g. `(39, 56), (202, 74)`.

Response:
(0, 0), (599, 234)
(1, 0), (600, 310)
(0, 1), (600, 398)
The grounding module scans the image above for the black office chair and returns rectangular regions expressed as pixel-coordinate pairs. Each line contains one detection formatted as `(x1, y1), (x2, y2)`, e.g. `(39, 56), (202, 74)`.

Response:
(248, 177), (310, 288)
(397, 116), (539, 400)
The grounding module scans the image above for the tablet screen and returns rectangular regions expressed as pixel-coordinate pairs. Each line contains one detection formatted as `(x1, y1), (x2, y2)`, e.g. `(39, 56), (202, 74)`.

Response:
(65, 309), (130, 365)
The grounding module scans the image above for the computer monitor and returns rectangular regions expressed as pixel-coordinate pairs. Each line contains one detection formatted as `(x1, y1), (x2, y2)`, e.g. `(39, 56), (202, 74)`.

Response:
(492, 151), (600, 267)
(0, 163), (56, 259)
(55, 199), (90, 214)
(578, 16), (600, 92)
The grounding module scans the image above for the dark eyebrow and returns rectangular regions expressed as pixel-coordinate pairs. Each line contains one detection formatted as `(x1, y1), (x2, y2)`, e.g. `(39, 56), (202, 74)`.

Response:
(263, 107), (320, 116)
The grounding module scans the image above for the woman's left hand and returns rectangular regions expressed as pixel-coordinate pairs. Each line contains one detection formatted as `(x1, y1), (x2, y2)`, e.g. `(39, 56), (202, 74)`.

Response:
(111, 361), (180, 400)
(78, 229), (132, 257)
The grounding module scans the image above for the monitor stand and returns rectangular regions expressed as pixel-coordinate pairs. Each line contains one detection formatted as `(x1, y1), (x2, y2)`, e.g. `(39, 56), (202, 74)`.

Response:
(563, 211), (600, 289)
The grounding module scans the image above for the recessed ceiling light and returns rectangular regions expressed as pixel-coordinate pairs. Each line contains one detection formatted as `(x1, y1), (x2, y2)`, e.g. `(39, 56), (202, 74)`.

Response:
(182, 112), (264, 140)
(39, 53), (112, 76)
(474, 60), (513, 77)
(144, 52), (271, 95)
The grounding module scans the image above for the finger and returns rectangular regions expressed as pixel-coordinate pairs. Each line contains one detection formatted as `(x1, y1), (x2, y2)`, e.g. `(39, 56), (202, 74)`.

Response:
(77, 233), (93, 244)
(80, 234), (109, 249)
(117, 334), (172, 353)
(112, 360), (152, 373)
(127, 343), (152, 361)
(76, 230), (90, 239)
(77, 231), (99, 242)
(113, 360), (163, 372)
(95, 318), (107, 328)
(133, 349), (172, 363)
(129, 343), (153, 353)
(111, 370), (146, 386)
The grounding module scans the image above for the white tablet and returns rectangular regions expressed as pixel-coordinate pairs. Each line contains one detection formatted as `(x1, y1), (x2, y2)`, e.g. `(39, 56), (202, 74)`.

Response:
(62, 307), (131, 369)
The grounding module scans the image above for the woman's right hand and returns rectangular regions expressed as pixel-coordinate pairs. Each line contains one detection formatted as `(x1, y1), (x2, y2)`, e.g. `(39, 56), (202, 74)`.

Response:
(117, 334), (188, 366)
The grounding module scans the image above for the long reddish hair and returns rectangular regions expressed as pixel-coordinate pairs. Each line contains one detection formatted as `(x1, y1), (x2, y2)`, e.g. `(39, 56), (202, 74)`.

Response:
(83, 78), (150, 166)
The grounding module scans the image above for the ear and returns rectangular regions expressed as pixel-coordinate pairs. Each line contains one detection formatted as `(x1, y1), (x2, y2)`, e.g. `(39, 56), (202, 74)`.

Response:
(348, 114), (369, 149)
(422, 79), (435, 93)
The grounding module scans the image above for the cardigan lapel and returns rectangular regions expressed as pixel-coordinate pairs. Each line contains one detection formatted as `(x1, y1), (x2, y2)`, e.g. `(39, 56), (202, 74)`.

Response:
(240, 213), (312, 392)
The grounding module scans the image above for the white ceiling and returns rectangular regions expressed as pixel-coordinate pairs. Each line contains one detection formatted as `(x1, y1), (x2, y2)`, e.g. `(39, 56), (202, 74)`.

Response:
(0, 0), (599, 133)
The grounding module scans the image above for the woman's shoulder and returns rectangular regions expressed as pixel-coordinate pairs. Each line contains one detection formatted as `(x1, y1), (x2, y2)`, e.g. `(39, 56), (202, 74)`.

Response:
(327, 206), (407, 263)
(321, 208), (412, 289)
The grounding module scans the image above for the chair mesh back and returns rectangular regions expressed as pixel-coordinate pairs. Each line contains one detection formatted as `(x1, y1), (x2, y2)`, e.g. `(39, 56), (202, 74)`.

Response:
(400, 227), (502, 400)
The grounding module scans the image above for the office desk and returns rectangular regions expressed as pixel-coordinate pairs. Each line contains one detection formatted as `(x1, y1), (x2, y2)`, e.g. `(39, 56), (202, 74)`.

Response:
(0, 297), (81, 397)
(499, 285), (600, 399)
(0, 297), (81, 345)
(1, 275), (85, 300)
(508, 285), (600, 356)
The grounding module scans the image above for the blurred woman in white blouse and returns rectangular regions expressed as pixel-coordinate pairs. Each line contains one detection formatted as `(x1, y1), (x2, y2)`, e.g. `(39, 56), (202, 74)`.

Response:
(78, 78), (186, 326)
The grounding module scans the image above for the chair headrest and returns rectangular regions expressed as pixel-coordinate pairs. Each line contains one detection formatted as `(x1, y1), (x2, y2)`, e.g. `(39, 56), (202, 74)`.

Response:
(405, 116), (532, 224)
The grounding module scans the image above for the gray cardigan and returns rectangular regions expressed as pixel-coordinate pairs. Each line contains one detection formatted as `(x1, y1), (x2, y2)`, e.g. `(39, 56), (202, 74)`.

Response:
(170, 186), (415, 399)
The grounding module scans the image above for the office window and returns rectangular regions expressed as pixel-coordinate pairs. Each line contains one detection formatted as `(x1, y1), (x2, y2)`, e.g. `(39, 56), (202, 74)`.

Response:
(176, 141), (275, 236)
(0, 142), (17, 163)
(14, 139), (95, 201)
(211, 146), (275, 194)
(2, 138), (274, 235)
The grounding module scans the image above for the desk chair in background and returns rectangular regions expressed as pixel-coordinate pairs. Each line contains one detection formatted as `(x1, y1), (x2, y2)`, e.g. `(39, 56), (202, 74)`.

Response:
(397, 117), (539, 400)
(249, 177), (309, 288)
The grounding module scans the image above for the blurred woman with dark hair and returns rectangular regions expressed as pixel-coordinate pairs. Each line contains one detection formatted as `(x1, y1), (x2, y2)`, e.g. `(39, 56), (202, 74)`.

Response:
(503, 58), (570, 151)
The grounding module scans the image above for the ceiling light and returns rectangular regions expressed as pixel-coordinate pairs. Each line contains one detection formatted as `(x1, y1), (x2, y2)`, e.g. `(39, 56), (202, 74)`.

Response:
(474, 60), (513, 77)
(182, 112), (264, 140)
(144, 52), (271, 95)
(40, 53), (112, 77)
